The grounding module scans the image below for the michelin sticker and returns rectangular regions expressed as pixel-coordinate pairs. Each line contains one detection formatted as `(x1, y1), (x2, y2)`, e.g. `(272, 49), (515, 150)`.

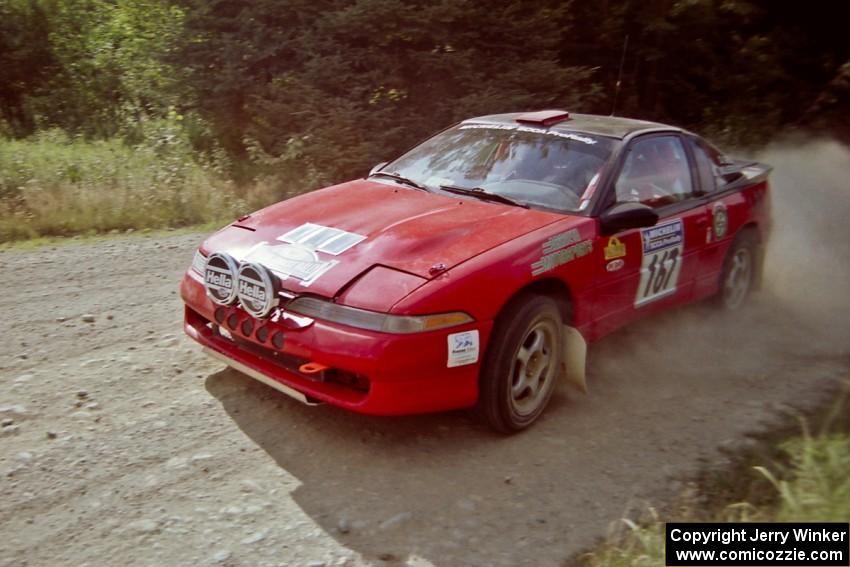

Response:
(531, 228), (592, 276)
(635, 219), (684, 306)
(447, 330), (479, 368)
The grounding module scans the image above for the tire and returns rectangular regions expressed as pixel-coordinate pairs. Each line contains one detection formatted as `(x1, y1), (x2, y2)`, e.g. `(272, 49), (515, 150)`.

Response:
(715, 230), (758, 311)
(475, 295), (563, 433)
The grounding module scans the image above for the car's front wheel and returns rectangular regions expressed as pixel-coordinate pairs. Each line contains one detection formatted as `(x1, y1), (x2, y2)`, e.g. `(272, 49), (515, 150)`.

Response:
(476, 295), (563, 433)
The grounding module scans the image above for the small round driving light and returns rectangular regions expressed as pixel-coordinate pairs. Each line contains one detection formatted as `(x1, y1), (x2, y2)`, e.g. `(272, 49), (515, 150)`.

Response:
(236, 262), (279, 318)
(204, 252), (240, 305)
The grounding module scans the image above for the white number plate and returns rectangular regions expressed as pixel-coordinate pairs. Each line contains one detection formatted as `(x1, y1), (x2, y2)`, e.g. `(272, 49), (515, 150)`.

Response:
(635, 219), (684, 306)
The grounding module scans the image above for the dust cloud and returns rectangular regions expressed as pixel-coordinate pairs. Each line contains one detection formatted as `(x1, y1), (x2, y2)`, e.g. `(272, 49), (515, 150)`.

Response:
(757, 138), (850, 346)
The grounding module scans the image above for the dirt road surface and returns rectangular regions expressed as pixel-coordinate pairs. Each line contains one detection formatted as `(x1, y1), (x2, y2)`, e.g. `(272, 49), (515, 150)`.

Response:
(1, 142), (849, 567)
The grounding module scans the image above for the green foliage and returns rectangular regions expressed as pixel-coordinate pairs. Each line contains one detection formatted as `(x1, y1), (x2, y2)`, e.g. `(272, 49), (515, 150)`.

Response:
(755, 434), (850, 522)
(583, 515), (666, 567)
(581, 423), (850, 567)
(3, 0), (848, 152)
(2, 0), (849, 239)
(0, 124), (265, 241)
(0, 0), (56, 136)
(178, 0), (601, 186)
(561, 0), (850, 147)
(0, 0), (188, 138)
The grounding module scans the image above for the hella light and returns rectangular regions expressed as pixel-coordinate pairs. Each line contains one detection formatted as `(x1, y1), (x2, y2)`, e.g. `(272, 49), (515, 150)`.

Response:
(191, 250), (207, 274)
(287, 297), (473, 334)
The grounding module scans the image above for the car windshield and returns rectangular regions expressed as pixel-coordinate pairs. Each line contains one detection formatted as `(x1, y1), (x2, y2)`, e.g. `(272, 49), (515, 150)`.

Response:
(381, 122), (616, 213)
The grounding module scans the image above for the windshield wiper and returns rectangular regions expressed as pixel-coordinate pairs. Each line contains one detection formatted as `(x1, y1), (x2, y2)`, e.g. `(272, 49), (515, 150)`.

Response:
(368, 171), (429, 192)
(439, 184), (529, 208)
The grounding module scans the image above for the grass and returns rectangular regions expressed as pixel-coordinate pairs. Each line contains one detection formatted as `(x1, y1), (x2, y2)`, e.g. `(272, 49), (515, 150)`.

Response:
(0, 128), (286, 243)
(578, 382), (850, 567)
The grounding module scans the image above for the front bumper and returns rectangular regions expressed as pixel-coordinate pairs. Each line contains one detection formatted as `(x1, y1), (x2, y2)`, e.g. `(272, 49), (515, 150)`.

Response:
(180, 270), (491, 415)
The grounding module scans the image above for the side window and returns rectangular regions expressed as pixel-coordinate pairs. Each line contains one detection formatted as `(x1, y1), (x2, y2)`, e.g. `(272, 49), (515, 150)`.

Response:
(615, 136), (694, 208)
(692, 138), (727, 192)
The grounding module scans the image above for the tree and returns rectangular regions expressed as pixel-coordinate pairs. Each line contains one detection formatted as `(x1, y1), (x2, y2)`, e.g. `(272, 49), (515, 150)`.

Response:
(0, 0), (56, 136)
(176, 0), (601, 185)
(561, 0), (850, 146)
(1, 0), (187, 138)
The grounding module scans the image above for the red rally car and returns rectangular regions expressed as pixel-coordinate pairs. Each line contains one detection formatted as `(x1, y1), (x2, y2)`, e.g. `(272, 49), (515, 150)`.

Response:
(180, 110), (771, 432)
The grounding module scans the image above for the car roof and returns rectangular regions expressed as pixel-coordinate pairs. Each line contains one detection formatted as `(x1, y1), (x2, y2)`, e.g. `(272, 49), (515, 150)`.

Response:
(462, 111), (683, 140)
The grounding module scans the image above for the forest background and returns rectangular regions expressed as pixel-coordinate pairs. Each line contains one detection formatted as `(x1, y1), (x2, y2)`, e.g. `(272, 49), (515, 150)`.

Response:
(1, 0), (847, 240)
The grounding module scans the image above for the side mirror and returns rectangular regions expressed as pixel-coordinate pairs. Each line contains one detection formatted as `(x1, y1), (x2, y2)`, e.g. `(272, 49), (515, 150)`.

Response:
(599, 202), (659, 234)
(368, 162), (388, 177)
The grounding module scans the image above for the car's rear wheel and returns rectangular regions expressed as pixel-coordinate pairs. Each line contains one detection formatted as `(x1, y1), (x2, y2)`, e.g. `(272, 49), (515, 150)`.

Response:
(716, 231), (757, 311)
(475, 295), (563, 433)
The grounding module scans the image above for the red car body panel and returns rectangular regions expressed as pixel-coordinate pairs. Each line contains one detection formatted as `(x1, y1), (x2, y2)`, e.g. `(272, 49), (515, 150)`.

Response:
(181, 270), (488, 414)
(180, 112), (771, 417)
(206, 180), (564, 300)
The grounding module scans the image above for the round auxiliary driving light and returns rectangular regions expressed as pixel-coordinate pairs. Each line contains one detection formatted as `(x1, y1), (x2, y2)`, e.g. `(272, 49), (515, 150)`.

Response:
(203, 252), (240, 306)
(236, 262), (279, 319)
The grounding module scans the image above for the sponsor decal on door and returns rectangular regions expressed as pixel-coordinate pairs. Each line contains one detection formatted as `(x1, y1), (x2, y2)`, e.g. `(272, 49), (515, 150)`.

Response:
(635, 219), (684, 306)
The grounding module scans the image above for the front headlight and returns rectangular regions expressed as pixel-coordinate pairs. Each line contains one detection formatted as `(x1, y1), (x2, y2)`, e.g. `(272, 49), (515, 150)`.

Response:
(287, 296), (473, 334)
(191, 250), (208, 274)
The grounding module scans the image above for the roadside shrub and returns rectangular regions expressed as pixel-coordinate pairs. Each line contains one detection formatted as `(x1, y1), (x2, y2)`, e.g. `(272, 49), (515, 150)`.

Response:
(581, 424), (850, 566)
(0, 123), (285, 242)
(754, 433), (850, 522)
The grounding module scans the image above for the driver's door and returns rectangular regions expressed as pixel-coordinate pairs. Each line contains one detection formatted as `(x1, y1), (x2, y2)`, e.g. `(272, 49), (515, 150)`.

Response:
(592, 134), (710, 337)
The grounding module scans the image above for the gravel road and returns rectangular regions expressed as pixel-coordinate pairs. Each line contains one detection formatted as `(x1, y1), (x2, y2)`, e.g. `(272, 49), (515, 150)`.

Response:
(1, 142), (848, 567)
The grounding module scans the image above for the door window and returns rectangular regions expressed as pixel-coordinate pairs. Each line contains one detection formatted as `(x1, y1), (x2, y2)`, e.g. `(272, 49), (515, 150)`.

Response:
(615, 136), (694, 208)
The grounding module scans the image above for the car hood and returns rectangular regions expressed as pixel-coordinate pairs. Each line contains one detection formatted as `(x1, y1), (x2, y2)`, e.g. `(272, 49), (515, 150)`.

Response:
(203, 179), (566, 298)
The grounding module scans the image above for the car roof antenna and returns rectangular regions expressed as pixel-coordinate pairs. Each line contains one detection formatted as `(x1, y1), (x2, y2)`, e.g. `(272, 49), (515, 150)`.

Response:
(611, 34), (629, 117)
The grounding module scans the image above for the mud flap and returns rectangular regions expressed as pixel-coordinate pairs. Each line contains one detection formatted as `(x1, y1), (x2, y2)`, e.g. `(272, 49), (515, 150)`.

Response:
(561, 325), (587, 393)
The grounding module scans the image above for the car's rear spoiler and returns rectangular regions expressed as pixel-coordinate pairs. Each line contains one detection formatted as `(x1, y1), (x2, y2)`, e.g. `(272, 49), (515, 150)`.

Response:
(718, 159), (772, 189)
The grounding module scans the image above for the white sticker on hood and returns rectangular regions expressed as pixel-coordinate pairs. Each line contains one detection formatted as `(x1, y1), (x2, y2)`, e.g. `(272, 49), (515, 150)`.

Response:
(277, 223), (366, 256)
(447, 330), (479, 368)
(244, 243), (337, 287)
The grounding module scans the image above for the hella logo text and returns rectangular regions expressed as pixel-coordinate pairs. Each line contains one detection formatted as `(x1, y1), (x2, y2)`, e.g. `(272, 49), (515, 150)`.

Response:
(239, 280), (266, 301)
(205, 272), (232, 288)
